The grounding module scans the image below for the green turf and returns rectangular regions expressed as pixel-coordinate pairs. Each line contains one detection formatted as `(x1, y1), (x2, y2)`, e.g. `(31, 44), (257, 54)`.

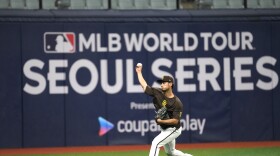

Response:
(185, 147), (280, 156)
(14, 147), (280, 156)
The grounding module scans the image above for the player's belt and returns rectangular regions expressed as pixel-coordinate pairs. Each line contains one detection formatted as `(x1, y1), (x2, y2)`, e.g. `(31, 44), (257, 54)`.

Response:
(161, 125), (178, 130)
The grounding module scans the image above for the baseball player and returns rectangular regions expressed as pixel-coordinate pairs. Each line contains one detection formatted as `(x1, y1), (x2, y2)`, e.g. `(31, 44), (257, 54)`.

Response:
(135, 63), (193, 156)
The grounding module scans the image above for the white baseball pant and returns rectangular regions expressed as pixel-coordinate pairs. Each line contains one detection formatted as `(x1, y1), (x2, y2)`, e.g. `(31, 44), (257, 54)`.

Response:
(149, 127), (192, 156)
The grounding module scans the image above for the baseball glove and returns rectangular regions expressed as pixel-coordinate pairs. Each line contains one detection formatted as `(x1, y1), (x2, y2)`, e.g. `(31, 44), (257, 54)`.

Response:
(155, 107), (170, 120)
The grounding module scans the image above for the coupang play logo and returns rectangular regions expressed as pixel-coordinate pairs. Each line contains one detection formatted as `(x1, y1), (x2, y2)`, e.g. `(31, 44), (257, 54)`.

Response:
(98, 117), (114, 136)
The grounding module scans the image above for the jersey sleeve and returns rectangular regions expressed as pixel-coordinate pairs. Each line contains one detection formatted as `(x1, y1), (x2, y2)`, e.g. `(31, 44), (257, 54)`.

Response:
(144, 85), (154, 96)
(172, 98), (183, 120)
(172, 111), (182, 120)
(145, 85), (161, 97)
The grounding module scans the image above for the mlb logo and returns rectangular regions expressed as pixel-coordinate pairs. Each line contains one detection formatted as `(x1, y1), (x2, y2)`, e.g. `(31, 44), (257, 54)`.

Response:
(44, 32), (75, 53)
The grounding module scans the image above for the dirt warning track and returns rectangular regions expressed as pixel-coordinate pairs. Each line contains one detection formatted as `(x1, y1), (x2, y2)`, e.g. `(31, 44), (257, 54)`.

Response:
(1, 141), (280, 155)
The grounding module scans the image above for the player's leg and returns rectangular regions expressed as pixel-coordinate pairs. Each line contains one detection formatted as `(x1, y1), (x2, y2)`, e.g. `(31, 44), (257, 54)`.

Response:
(164, 141), (193, 156)
(164, 139), (176, 155)
(163, 128), (193, 156)
(165, 143), (193, 156)
(164, 137), (186, 156)
(149, 128), (180, 156)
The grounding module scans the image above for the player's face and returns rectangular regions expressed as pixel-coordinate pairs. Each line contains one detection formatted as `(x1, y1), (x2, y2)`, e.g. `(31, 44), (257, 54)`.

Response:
(161, 82), (172, 92)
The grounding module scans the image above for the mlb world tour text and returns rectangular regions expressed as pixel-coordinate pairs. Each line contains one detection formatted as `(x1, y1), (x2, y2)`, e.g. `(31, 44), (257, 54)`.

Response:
(23, 31), (279, 95)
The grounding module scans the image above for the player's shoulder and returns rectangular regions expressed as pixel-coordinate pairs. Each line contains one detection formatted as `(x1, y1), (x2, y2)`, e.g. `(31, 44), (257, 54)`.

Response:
(174, 96), (183, 105)
(145, 86), (163, 96)
(174, 95), (181, 101)
(151, 87), (163, 94)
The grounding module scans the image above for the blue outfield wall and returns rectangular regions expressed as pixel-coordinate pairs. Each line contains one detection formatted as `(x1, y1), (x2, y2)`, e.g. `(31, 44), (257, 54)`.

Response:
(0, 10), (280, 148)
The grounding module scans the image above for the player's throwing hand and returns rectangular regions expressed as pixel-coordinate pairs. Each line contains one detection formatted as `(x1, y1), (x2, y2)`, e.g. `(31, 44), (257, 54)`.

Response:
(135, 62), (142, 72)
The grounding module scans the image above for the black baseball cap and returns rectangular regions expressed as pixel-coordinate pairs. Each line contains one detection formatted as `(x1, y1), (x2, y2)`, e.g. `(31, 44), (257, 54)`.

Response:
(156, 76), (174, 84)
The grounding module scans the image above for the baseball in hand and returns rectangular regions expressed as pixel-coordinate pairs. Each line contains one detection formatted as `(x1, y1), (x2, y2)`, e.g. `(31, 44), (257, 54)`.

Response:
(136, 63), (142, 67)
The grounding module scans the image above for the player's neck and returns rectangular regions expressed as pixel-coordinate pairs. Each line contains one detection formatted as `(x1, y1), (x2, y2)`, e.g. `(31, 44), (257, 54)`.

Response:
(164, 90), (174, 98)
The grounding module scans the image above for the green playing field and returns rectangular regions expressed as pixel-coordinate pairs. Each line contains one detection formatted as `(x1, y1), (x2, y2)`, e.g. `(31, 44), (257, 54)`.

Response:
(14, 147), (280, 156)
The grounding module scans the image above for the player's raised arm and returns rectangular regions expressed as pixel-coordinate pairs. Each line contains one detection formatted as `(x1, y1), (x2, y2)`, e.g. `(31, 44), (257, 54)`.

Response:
(135, 63), (148, 91)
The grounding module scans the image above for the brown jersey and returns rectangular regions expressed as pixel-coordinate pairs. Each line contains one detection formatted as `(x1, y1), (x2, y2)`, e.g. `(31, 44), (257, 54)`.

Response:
(145, 85), (183, 129)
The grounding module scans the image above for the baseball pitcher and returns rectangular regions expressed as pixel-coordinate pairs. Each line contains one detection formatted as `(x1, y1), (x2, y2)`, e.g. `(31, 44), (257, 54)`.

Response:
(135, 63), (193, 156)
